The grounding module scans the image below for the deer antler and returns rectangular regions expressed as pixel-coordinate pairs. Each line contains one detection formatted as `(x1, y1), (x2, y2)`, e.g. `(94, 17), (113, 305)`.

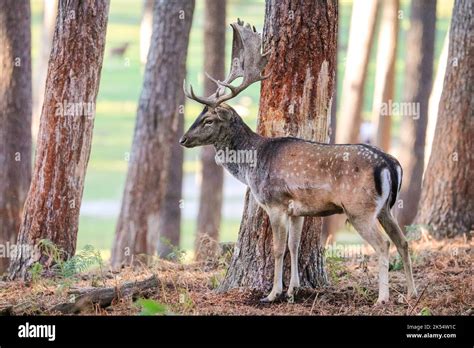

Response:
(184, 18), (270, 107)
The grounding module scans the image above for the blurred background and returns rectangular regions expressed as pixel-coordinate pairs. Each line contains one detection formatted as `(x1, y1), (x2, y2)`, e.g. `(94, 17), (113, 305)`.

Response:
(27, 0), (453, 260)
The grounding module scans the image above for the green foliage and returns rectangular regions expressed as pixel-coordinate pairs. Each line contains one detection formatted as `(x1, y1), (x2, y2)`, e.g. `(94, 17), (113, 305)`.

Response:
(419, 307), (432, 316)
(35, 239), (104, 289)
(29, 262), (43, 283)
(325, 254), (347, 285)
(389, 254), (404, 272)
(135, 298), (168, 316)
(160, 237), (186, 263)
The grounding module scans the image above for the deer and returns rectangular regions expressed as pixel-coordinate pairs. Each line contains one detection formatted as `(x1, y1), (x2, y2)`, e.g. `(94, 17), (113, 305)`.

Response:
(180, 20), (417, 305)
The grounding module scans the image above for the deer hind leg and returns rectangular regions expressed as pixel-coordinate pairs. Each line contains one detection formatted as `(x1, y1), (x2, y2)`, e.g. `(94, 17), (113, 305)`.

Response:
(287, 216), (304, 298)
(378, 208), (417, 298)
(350, 214), (390, 305)
(261, 208), (288, 303)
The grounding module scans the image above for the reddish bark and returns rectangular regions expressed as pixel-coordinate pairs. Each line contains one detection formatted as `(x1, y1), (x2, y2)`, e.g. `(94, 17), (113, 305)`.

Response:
(8, 0), (110, 280)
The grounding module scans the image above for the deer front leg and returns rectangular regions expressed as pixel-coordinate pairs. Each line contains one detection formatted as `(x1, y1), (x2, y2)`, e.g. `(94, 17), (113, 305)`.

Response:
(287, 216), (304, 299)
(260, 210), (288, 303)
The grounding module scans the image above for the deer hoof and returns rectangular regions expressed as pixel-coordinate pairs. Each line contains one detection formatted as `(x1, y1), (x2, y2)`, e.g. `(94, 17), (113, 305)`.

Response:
(260, 293), (282, 303)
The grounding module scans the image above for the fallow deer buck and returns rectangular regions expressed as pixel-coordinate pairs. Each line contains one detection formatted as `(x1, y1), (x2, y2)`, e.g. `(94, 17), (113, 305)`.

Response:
(180, 20), (417, 305)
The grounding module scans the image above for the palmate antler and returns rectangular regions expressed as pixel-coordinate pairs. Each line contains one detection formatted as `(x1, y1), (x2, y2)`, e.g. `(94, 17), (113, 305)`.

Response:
(183, 18), (270, 107)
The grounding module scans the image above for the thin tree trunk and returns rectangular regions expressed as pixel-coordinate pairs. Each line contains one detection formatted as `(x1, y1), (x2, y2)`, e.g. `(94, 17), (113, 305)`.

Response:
(140, 0), (153, 65)
(8, 0), (109, 280)
(195, 0), (226, 261)
(157, 109), (184, 258)
(371, 0), (399, 151)
(0, 0), (32, 274)
(425, 29), (449, 170)
(396, 0), (436, 231)
(336, 0), (378, 144)
(416, 0), (473, 239)
(111, 0), (195, 268)
(32, 0), (58, 142)
(219, 0), (337, 292)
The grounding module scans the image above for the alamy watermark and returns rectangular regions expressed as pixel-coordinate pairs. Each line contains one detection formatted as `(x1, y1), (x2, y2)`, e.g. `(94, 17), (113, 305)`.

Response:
(0, 242), (34, 259)
(378, 99), (420, 120)
(215, 148), (258, 168)
(55, 101), (95, 118)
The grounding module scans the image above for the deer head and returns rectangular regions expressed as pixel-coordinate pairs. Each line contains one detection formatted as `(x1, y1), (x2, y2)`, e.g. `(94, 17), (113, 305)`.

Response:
(180, 19), (269, 148)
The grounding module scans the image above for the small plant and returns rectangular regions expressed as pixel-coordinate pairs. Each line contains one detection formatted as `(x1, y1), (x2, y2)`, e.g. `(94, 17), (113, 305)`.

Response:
(160, 237), (186, 263)
(419, 307), (432, 316)
(389, 254), (404, 271)
(135, 298), (168, 316)
(29, 262), (44, 283)
(34, 239), (104, 290)
(209, 271), (225, 290)
(325, 253), (347, 285)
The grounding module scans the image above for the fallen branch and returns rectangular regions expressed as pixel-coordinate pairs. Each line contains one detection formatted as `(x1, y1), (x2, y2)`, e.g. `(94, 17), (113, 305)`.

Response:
(49, 275), (159, 314)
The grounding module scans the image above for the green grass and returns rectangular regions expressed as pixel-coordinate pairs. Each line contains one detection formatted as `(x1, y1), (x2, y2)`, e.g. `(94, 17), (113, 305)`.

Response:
(29, 0), (454, 257)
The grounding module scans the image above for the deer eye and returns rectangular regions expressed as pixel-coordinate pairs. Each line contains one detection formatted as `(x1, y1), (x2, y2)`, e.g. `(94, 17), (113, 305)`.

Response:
(204, 119), (213, 126)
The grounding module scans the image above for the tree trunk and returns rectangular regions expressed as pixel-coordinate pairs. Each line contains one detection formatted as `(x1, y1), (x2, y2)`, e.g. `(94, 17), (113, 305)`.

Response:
(425, 30), (449, 170)
(396, 0), (436, 231)
(157, 110), (184, 258)
(219, 0), (337, 292)
(32, 0), (58, 142)
(336, 0), (378, 144)
(195, 0), (226, 261)
(0, 0), (32, 274)
(8, 0), (109, 280)
(139, 0), (153, 65)
(416, 0), (473, 239)
(111, 0), (195, 268)
(371, 0), (399, 151)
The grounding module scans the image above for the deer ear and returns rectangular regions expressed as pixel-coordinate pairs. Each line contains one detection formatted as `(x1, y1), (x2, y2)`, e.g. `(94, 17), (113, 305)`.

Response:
(215, 108), (230, 121)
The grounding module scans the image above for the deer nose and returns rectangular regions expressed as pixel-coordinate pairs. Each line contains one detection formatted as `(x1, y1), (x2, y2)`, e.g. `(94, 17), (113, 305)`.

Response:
(179, 136), (188, 145)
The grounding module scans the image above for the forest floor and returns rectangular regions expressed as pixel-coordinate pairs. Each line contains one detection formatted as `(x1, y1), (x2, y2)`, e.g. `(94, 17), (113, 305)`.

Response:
(0, 235), (471, 316)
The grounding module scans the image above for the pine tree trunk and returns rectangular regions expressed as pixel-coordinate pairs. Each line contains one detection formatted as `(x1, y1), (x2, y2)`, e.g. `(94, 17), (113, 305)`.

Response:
(416, 0), (473, 239)
(425, 30), (449, 170)
(32, 0), (57, 141)
(396, 0), (436, 231)
(157, 109), (184, 258)
(336, 0), (378, 144)
(8, 0), (109, 280)
(0, 0), (32, 274)
(371, 0), (399, 152)
(195, 0), (226, 261)
(219, 0), (337, 292)
(111, 0), (194, 267)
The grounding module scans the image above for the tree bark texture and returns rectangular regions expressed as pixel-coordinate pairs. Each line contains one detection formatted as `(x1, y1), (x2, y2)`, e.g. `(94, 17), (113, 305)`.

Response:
(425, 30), (449, 170)
(219, 0), (337, 292)
(111, 0), (194, 267)
(396, 0), (436, 231)
(416, 0), (473, 238)
(8, 0), (109, 280)
(371, 0), (399, 152)
(0, 0), (32, 274)
(195, 0), (226, 261)
(157, 109), (184, 258)
(336, 0), (378, 144)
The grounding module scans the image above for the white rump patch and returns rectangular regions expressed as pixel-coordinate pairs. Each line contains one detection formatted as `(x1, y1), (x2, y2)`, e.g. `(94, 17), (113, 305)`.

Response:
(376, 168), (391, 214)
(396, 165), (402, 192)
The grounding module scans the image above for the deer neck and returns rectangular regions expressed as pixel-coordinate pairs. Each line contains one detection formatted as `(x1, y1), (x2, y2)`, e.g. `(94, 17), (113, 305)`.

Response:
(213, 117), (262, 185)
